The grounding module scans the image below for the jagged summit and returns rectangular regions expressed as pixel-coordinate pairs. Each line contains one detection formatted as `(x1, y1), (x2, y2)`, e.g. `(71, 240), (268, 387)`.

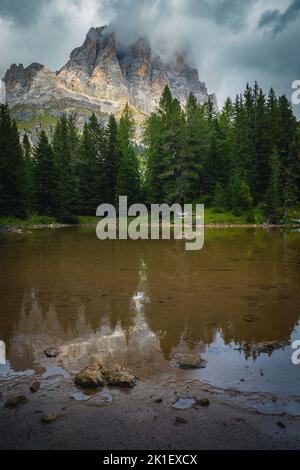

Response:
(3, 25), (217, 133)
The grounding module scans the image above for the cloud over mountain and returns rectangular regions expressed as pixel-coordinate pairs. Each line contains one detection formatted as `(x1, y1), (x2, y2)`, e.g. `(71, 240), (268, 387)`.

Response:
(0, 0), (299, 115)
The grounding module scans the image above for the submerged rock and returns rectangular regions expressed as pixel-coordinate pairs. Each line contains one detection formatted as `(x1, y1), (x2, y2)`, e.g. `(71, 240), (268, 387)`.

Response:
(243, 314), (260, 323)
(75, 365), (105, 389)
(175, 417), (188, 425)
(71, 392), (91, 402)
(173, 353), (207, 369)
(172, 398), (197, 410)
(103, 365), (137, 388)
(44, 348), (59, 358)
(252, 340), (286, 354)
(30, 382), (41, 393)
(41, 412), (57, 423)
(74, 359), (137, 389)
(197, 397), (210, 407)
(5, 395), (27, 408)
(89, 391), (113, 407)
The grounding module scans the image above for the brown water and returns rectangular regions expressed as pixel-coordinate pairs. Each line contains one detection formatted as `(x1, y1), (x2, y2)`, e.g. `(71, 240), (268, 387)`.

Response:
(0, 228), (300, 411)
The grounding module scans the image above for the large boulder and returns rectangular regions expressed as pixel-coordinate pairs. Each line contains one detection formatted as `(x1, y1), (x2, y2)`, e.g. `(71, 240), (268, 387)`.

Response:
(75, 364), (105, 388)
(74, 360), (137, 389)
(173, 353), (207, 369)
(102, 365), (137, 388)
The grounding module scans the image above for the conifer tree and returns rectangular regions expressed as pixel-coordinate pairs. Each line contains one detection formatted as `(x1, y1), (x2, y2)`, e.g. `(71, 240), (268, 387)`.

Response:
(266, 148), (283, 223)
(78, 114), (108, 214)
(0, 105), (27, 217)
(178, 93), (210, 202)
(106, 114), (119, 204)
(23, 133), (35, 213)
(33, 131), (57, 216)
(52, 115), (79, 220)
(116, 103), (140, 205)
(144, 113), (165, 204)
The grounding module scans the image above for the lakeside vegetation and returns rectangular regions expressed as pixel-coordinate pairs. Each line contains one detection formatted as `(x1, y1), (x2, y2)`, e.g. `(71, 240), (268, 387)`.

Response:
(2, 206), (300, 230)
(0, 83), (300, 228)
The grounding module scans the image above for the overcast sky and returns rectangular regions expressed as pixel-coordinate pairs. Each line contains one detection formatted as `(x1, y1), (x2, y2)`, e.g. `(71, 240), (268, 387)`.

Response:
(0, 0), (299, 116)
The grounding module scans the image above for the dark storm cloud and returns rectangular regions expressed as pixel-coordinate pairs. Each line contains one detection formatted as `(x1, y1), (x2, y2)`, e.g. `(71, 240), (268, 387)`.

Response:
(0, 0), (49, 25)
(183, 0), (256, 31)
(259, 0), (300, 34)
(0, 0), (299, 117)
(107, 0), (255, 32)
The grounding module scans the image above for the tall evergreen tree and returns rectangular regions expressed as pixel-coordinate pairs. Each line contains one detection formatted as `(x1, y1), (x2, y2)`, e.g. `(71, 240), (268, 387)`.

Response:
(23, 133), (35, 213)
(78, 114), (108, 214)
(0, 105), (27, 217)
(52, 115), (79, 220)
(106, 114), (118, 204)
(33, 131), (57, 216)
(144, 112), (165, 204)
(266, 148), (283, 223)
(178, 93), (210, 202)
(116, 103), (140, 205)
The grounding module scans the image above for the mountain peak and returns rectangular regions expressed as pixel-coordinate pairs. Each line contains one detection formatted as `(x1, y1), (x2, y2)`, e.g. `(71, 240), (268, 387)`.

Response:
(3, 25), (217, 131)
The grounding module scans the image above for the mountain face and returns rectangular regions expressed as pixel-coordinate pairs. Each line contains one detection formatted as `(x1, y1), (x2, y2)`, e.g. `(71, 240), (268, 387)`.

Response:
(3, 26), (217, 133)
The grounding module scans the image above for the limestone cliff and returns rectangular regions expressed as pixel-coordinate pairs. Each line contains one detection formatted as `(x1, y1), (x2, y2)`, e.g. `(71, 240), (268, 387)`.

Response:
(3, 25), (217, 135)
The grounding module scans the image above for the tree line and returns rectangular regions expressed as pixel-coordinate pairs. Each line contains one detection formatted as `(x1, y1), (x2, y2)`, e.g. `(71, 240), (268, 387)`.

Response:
(144, 84), (300, 221)
(0, 103), (138, 222)
(0, 83), (299, 223)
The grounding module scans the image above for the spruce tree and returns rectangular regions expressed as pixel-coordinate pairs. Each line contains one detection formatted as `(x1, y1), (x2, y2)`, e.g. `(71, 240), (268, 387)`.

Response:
(266, 148), (283, 223)
(144, 112), (165, 204)
(23, 133), (35, 213)
(78, 114), (108, 215)
(52, 115), (79, 220)
(106, 114), (118, 204)
(0, 105), (27, 217)
(116, 103), (140, 205)
(33, 131), (57, 216)
(178, 93), (210, 202)
(156, 86), (185, 203)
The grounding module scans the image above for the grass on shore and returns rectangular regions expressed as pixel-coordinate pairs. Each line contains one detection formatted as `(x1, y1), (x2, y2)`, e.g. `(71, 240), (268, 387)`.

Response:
(0, 215), (59, 227)
(1, 206), (300, 229)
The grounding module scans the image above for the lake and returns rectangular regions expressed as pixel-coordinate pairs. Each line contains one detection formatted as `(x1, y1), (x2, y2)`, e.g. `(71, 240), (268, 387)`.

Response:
(0, 227), (300, 414)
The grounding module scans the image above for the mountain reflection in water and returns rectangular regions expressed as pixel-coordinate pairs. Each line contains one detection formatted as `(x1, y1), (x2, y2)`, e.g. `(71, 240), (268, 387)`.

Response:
(0, 228), (299, 395)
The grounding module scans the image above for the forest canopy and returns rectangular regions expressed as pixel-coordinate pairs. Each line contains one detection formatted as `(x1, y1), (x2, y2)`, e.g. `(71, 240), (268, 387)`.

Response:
(0, 83), (299, 224)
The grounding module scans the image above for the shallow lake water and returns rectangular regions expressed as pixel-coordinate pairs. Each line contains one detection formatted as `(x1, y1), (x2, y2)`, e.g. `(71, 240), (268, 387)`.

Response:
(0, 227), (300, 410)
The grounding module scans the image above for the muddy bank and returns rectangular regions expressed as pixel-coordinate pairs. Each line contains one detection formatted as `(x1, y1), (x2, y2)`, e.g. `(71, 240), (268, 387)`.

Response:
(0, 369), (300, 450)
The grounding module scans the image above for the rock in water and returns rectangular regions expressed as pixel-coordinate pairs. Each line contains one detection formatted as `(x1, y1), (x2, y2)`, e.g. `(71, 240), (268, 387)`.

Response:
(173, 353), (207, 369)
(197, 397), (210, 407)
(71, 392), (91, 402)
(75, 365), (105, 389)
(44, 348), (59, 358)
(41, 412), (57, 423)
(243, 314), (260, 323)
(5, 396), (27, 408)
(172, 398), (197, 410)
(89, 391), (113, 407)
(252, 341), (286, 354)
(30, 382), (41, 393)
(103, 365), (137, 388)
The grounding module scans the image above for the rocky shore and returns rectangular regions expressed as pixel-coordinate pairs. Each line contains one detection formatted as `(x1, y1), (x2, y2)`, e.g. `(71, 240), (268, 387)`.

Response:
(1, 349), (300, 450)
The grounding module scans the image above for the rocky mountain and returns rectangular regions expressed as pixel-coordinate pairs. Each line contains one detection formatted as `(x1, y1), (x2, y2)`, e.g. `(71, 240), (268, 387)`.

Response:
(2, 25), (217, 135)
